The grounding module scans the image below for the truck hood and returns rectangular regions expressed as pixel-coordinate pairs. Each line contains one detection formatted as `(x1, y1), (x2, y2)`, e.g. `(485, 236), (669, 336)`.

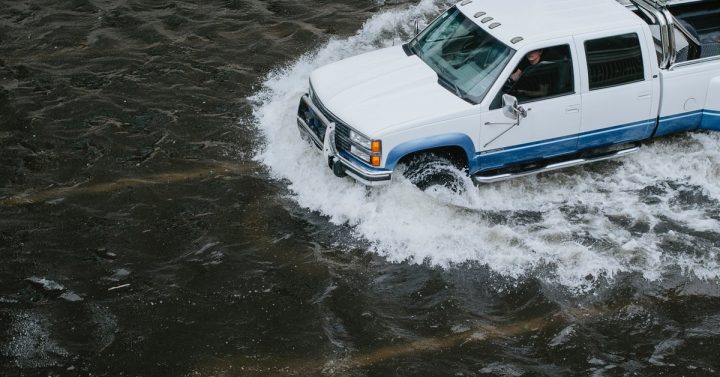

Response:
(309, 46), (473, 136)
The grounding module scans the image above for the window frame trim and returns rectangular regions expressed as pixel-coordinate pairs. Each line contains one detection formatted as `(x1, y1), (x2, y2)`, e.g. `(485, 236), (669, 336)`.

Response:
(578, 30), (651, 92)
(484, 40), (579, 110)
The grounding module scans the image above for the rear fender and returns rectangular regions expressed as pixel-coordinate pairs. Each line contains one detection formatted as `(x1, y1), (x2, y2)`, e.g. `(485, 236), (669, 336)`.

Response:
(701, 76), (720, 131)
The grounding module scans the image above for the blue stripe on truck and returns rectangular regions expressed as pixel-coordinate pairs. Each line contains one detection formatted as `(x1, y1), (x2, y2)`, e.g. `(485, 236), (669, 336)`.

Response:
(700, 109), (720, 131)
(473, 119), (653, 172)
(654, 110), (704, 137)
(383, 109), (719, 175)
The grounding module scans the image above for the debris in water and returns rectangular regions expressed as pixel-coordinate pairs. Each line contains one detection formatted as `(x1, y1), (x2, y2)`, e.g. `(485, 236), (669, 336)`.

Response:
(96, 247), (117, 259)
(59, 292), (83, 302)
(107, 284), (130, 291)
(26, 277), (64, 291)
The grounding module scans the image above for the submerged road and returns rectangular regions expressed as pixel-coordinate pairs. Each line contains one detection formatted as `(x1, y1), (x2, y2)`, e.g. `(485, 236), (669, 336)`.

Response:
(2, 0), (720, 375)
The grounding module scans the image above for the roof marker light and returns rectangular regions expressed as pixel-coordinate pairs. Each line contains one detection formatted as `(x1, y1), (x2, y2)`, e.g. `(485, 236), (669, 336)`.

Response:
(511, 37), (524, 44)
(489, 22), (501, 29)
(474, 11), (486, 18)
(481, 17), (493, 23)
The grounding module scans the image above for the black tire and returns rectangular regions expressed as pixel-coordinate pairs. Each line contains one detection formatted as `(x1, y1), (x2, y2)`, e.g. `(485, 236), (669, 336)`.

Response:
(400, 154), (467, 193)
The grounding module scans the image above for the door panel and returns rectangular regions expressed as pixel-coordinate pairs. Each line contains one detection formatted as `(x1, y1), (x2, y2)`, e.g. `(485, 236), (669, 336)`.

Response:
(478, 94), (581, 171)
(578, 83), (655, 148)
(575, 29), (658, 149)
(475, 40), (583, 172)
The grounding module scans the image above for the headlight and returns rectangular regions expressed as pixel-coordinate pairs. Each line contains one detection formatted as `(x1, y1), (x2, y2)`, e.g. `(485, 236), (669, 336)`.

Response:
(350, 145), (370, 162)
(349, 130), (371, 149)
(348, 130), (382, 167)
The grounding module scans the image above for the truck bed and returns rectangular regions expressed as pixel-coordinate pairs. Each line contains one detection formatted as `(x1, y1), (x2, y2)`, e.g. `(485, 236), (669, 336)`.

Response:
(669, 0), (720, 58)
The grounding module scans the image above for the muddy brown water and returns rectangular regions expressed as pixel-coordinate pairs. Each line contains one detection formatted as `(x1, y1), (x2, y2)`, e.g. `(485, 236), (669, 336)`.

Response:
(2, 0), (720, 376)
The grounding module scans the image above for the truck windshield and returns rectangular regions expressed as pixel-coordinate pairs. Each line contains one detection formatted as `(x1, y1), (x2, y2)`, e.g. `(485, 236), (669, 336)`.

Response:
(408, 7), (514, 104)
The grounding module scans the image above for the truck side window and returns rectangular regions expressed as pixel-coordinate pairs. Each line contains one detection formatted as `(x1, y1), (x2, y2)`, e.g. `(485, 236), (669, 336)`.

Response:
(584, 33), (645, 90)
(490, 44), (574, 109)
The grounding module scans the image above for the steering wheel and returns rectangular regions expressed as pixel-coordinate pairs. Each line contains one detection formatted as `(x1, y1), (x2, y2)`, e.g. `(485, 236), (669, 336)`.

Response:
(502, 77), (516, 93)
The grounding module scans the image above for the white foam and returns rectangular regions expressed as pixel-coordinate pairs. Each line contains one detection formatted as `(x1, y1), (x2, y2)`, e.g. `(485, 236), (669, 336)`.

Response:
(250, 0), (720, 290)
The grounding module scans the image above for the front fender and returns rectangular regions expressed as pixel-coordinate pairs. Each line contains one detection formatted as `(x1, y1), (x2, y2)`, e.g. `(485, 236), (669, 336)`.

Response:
(384, 133), (476, 170)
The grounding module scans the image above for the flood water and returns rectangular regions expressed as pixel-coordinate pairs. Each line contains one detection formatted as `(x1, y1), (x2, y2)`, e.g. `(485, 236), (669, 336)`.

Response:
(2, 0), (720, 375)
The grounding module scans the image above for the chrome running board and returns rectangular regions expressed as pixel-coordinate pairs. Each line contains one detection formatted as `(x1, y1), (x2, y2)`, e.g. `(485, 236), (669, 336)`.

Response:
(472, 146), (640, 184)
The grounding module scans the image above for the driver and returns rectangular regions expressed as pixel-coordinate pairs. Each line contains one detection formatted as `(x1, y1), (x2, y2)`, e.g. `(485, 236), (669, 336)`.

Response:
(505, 49), (550, 99)
(509, 49), (543, 84)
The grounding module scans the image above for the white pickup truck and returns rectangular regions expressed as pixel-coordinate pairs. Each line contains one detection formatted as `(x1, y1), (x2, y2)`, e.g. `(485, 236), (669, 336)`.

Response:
(296, 0), (720, 186)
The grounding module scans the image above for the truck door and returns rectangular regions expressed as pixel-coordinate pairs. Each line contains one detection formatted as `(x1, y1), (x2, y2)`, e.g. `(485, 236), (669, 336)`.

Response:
(477, 41), (582, 171)
(574, 29), (660, 150)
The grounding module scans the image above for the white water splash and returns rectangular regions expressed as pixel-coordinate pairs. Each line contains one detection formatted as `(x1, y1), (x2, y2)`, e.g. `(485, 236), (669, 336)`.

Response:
(250, 0), (720, 289)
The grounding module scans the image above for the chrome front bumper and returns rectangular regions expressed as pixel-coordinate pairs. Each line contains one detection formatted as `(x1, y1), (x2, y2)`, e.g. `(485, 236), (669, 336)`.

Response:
(296, 94), (391, 186)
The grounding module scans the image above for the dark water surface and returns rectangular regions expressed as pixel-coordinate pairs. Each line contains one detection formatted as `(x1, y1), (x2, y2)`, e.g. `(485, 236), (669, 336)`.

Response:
(2, 0), (720, 376)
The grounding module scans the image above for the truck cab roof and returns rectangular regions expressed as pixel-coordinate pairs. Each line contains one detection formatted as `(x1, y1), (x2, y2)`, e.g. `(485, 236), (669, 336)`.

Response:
(458, 0), (645, 48)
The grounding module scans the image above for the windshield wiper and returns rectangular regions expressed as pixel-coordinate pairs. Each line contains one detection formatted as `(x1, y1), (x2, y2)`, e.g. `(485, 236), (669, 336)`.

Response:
(436, 73), (464, 100)
(407, 40), (421, 59)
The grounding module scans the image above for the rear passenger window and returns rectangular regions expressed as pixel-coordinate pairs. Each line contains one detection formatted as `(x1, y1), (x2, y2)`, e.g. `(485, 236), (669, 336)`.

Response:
(585, 33), (645, 90)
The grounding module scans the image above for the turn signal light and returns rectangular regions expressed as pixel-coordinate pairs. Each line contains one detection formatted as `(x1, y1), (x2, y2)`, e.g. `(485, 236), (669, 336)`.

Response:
(370, 140), (382, 166)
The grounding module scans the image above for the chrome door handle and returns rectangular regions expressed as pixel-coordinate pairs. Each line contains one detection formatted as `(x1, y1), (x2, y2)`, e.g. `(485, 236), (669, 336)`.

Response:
(637, 91), (651, 100)
(566, 104), (580, 113)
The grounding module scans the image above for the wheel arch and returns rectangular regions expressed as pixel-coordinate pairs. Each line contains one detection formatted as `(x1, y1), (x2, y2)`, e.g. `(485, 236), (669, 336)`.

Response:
(384, 133), (475, 171)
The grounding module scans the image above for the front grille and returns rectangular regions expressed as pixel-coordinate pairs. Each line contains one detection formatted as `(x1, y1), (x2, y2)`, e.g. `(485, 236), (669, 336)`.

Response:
(335, 123), (351, 152)
(301, 93), (352, 153)
(298, 96), (326, 143)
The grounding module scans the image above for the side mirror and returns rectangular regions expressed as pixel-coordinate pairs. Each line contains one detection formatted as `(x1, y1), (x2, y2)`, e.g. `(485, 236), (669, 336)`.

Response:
(483, 94), (529, 148)
(502, 94), (527, 120)
(502, 94), (518, 119)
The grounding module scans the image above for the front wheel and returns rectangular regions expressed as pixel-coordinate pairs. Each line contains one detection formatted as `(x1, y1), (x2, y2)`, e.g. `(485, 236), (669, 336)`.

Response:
(400, 154), (467, 193)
